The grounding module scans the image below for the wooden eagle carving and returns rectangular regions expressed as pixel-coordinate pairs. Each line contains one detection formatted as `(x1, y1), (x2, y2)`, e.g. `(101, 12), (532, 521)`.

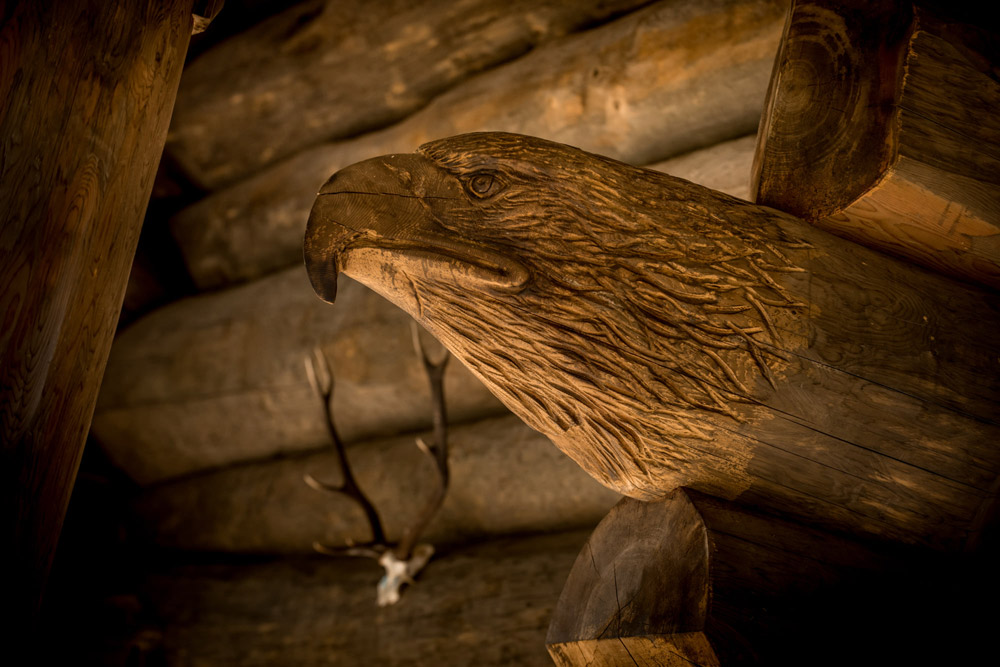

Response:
(304, 132), (1000, 550)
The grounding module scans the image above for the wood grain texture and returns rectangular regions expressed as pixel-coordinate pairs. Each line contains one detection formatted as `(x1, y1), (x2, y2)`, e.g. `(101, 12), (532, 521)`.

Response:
(549, 635), (720, 667)
(0, 0), (192, 634)
(166, 0), (653, 190)
(546, 494), (713, 662)
(752, 0), (1000, 288)
(304, 132), (1000, 550)
(139, 529), (591, 666)
(131, 414), (620, 553)
(92, 269), (506, 484)
(548, 491), (973, 665)
(170, 0), (785, 290)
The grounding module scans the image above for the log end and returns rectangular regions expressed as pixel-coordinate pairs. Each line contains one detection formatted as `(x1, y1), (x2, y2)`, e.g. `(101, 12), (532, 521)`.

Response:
(751, 0), (911, 220)
(546, 491), (716, 663)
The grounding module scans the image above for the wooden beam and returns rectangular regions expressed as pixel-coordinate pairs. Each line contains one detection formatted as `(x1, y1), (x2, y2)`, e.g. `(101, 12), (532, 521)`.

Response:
(752, 0), (1000, 289)
(0, 0), (192, 634)
(547, 492), (719, 666)
(169, 0), (786, 290)
(547, 490), (971, 665)
(166, 0), (655, 190)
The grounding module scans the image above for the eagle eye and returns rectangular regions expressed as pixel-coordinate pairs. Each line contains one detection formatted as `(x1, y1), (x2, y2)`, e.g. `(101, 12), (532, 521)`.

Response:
(464, 172), (500, 198)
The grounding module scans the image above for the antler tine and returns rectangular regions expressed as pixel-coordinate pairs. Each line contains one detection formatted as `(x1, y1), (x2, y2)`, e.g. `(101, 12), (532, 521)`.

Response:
(305, 347), (388, 548)
(396, 322), (452, 560)
(410, 320), (450, 370)
(305, 346), (333, 400)
(409, 322), (450, 465)
(303, 472), (341, 494)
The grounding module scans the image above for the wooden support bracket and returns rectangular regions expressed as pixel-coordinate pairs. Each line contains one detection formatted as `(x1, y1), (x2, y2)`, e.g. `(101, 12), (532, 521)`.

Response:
(303, 132), (1000, 552)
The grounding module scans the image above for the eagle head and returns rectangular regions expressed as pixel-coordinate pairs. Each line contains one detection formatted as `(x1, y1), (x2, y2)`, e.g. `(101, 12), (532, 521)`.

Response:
(305, 133), (808, 500)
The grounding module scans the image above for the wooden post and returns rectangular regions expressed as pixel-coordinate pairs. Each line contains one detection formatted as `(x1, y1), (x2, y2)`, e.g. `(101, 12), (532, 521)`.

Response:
(752, 0), (1000, 289)
(547, 491), (963, 665)
(0, 0), (193, 635)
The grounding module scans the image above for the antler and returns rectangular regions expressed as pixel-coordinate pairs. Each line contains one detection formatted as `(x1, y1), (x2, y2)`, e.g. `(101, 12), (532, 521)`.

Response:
(303, 347), (388, 557)
(304, 323), (451, 605)
(395, 322), (450, 561)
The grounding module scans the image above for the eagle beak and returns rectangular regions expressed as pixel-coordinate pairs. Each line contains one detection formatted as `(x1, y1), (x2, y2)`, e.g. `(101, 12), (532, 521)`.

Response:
(304, 152), (528, 308)
(303, 153), (458, 304)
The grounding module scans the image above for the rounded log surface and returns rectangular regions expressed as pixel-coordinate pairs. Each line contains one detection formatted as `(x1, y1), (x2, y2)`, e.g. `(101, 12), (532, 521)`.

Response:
(166, 0), (653, 190)
(93, 269), (506, 484)
(138, 530), (592, 666)
(131, 414), (621, 553)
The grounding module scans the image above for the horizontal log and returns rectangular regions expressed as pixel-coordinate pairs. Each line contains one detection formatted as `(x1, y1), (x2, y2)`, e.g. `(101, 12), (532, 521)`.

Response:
(303, 132), (1000, 550)
(138, 529), (591, 666)
(752, 0), (1000, 289)
(131, 414), (620, 552)
(647, 134), (756, 201)
(547, 491), (977, 665)
(167, 0), (653, 190)
(92, 269), (506, 485)
(170, 0), (786, 289)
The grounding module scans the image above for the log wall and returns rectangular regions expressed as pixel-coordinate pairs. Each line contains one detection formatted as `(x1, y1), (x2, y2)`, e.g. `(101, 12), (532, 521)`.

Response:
(132, 414), (620, 553)
(168, 0), (786, 289)
(648, 134), (757, 201)
(167, 0), (654, 190)
(97, 0), (783, 496)
(93, 271), (506, 484)
(60, 0), (1000, 661)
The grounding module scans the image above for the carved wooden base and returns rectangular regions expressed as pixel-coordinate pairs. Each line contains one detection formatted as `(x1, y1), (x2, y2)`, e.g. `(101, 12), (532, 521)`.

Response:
(304, 132), (1000, 551)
